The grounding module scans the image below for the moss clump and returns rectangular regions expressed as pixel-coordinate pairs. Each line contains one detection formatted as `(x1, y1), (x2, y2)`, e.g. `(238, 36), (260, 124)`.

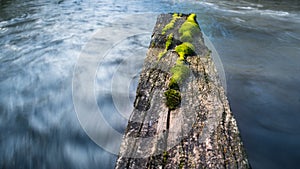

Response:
(164, 89), (181, 110)
(158, 33), (173, 60)
(187, 13), (196, 22)
(179, 13), (199, 34)
(169, 64), (190, 87)
(162, 13), (181, 35)
(180, 31), (193, 43)
(179, 13), (200, 42)
(165, 33), (173, 50)
(168, 81), (180, 91)
(175, 42), (195, 61)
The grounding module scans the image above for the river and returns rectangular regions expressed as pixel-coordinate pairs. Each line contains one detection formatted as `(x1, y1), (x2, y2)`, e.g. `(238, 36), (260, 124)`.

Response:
(0, 0), (299, 169)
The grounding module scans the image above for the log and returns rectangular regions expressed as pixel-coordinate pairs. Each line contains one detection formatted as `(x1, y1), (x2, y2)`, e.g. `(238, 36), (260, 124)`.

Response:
(115, 13), (250, 169)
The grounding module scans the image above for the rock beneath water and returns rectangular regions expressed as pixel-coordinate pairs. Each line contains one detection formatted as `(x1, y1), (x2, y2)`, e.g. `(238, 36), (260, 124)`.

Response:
(115, 13), (250, 169)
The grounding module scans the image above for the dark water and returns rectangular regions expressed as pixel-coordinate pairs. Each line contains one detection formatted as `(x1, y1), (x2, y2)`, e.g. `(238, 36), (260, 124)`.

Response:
(0, 0), (299, 169)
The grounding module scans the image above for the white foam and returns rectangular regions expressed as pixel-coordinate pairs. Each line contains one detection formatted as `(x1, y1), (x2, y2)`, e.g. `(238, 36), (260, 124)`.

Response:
(260, 10), (290, 16)
(238, 6), (257, 10)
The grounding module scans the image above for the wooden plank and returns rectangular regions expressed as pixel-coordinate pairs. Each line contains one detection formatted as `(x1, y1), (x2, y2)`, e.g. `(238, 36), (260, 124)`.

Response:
(115, 13), (250, 169)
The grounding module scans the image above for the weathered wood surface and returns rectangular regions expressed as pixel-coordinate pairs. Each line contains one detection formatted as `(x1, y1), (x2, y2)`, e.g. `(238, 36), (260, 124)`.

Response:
(115, 14), (250, 169)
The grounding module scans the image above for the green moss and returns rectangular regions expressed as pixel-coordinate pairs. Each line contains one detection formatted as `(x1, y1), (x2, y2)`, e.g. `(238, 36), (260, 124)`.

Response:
(176, 59), (185, 65)
(178, 20), (199, 34)
(187, 13), (196, 22)
(165, 50), (190, 110)
(165, 33), (173, 50)
(168, 81), (180, 91)
(163, 14), (199, 110)
(164, 89), (181, 110)
(162, 151), (168, 165)
(162, 13), (181, 35)
(180, 31), (193, 43)
(172, 13), (179, 18)
(150, 41), (155, 48)
(179, 21), (198, 34)
(169, 64), (190, 88)
(158, 33), (173, 60)
(179, 13), (199, 34)
(162, 22), (174, 35)
(158, 51), (167, 60)
(179, 13), (200, 42)
(175, 42), (195, 60)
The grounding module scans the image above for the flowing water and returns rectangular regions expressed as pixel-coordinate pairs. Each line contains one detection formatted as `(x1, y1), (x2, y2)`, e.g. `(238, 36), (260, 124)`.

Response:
(0, 0), (300, 169)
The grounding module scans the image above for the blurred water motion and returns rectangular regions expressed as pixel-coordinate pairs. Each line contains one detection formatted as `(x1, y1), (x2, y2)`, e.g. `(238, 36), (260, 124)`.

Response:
(0, 0), (299, 169)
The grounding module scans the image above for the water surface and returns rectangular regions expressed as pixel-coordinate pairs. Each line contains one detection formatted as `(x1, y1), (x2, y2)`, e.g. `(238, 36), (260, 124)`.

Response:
(0, 0), (299, 168)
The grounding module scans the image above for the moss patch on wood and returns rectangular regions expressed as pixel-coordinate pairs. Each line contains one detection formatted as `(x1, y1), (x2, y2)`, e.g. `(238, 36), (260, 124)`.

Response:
(179, 13), (200, 42)
(164, 89), (181, 110)
(164, 13), (199, 110)
(169, 64), (190, 88)
(162, 13), (181, 35)
(175, 42), (195, 61)
(158, 33), (174, 60)
(165, 62), (190, 110)
(165, 33), (173, 50)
